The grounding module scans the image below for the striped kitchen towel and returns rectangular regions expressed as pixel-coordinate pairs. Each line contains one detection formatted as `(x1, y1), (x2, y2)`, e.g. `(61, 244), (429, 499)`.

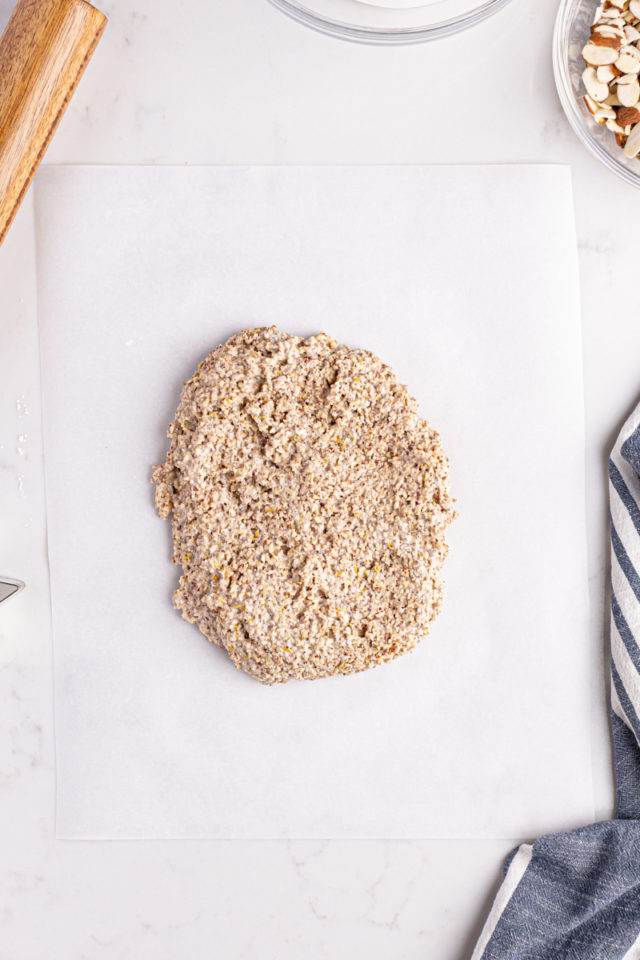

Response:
(471, 401), (640, 960)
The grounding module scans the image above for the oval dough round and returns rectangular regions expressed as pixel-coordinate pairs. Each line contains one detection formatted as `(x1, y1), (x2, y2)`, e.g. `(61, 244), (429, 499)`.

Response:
(153, 327), (455, 684)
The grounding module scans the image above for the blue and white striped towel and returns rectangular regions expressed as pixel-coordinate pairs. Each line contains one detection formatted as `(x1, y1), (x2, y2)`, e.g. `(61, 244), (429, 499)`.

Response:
(471, 402), (640, 959)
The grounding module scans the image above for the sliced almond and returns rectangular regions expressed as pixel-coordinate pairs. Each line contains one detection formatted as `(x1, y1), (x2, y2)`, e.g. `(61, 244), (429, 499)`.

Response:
(583, 66), (610, 100)
(624, 119), (640, 155)
(624, 24), (640, 41)
(593, 23), (626, 37)
(583, 42), (620, 64)
(618, 77), (640, 104)
(584, 93), (600, 115)
(608, 0), (626, 9)
(597, 63), (617, 82)
(630, 0), (640, 18)
(616, 71), (638, 82)
(594, 105), (617, 122)
(619, 43), (640, 57)
(590, 31), (624, 48)
(615, 52), (640, 71)
(606, 117), (627, 133)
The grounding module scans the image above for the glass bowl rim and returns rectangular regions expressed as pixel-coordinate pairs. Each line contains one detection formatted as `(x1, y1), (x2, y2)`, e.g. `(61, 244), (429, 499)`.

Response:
(266, 0), (514, 44)
(553, 0), (640, 189)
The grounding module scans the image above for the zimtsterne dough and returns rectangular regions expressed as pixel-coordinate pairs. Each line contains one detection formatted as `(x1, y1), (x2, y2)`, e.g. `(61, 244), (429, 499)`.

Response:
(152, 327), (455, 684)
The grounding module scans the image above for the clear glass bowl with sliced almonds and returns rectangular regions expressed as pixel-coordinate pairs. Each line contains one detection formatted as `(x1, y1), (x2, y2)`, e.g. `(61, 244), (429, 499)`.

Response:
(554, 0), (640, 186)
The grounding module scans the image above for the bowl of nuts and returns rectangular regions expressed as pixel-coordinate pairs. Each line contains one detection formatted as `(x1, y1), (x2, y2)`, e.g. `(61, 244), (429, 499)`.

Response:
(554, 0), (640, 187)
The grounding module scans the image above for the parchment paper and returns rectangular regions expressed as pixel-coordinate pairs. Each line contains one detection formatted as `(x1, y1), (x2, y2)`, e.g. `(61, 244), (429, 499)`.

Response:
(35, 165), (593, 839)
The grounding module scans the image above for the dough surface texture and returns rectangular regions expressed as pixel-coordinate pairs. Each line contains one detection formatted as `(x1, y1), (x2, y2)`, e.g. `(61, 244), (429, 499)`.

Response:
(153, 327), (455, 684)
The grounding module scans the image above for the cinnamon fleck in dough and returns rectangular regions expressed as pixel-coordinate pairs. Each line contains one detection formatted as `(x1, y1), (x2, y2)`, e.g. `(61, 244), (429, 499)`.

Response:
(152, 327), (455, 684)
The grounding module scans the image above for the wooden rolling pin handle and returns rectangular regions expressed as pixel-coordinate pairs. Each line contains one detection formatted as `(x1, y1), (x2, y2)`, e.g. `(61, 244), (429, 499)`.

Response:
(0, 0), (106, 247)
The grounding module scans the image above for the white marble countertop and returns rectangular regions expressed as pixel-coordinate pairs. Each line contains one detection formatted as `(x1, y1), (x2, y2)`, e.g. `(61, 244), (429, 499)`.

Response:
(1, 0), (639, 956)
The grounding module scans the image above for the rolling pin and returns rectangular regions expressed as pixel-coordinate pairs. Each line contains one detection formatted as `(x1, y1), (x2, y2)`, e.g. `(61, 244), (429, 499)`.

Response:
(0, 0), (106, 246)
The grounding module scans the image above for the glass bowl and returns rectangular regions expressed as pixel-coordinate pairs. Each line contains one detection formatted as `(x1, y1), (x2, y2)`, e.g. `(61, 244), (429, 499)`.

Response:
(266, 0), (513, 45)
(554, 0), (640, 188)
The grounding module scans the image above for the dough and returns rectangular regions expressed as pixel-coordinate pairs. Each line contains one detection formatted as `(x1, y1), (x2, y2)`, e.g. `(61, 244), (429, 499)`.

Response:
(153, 327), (455, 684)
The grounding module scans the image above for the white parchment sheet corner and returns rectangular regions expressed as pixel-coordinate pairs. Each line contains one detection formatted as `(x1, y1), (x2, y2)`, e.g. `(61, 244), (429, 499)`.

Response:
(34, 165), (593, 839)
